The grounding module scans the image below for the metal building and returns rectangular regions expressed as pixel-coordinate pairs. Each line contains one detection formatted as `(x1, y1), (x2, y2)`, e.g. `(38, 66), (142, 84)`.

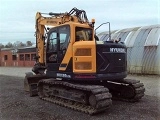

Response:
(98, 24), (160, 75)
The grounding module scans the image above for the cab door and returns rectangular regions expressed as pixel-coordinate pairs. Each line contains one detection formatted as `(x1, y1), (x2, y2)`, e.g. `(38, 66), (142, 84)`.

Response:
(46, 28), (59, 72)
(46, 25), (70, 75)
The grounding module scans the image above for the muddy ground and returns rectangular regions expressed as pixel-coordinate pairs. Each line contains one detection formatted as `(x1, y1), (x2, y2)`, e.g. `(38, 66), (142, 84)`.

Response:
(0, 67), (160, 120)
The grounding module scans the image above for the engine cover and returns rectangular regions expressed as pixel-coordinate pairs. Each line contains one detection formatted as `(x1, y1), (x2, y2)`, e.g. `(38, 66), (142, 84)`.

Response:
(96, 41), (127, 74)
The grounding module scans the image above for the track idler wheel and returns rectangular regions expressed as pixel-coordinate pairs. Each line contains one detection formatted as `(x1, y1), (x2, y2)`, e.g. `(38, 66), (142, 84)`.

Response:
(120, 85), (135, 99)
(38, 82), (50, 98)
(89, 93), (112, 109)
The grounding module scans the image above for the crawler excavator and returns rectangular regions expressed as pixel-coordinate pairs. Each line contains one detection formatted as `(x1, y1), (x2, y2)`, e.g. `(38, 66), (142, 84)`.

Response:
(24, 7), (145, 115)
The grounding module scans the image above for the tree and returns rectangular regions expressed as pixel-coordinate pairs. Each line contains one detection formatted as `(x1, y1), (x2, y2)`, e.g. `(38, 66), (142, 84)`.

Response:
(5, 42), (13, 48)
(13, 41), (26, 47)
(26, 41), (33, 46)
(0, 43), (4, 49)
(20, 42), (25, 47)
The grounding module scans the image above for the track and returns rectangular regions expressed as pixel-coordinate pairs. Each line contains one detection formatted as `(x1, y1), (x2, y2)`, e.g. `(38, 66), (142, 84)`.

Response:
(104, 79), (145, 102)
(38, 79), (112, 115)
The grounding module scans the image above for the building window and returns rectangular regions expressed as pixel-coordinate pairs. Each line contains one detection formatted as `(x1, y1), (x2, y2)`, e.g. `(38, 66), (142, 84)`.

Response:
(20, 54), (24, 61)
(12, 55), (17, 60)
(4, 55), (8, 60)
(25, 54), (30, 61)
(31, 54), (36, 61)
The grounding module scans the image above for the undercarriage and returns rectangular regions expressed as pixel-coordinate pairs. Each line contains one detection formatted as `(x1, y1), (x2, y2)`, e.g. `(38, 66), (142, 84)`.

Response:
(24, 75), (145, 115)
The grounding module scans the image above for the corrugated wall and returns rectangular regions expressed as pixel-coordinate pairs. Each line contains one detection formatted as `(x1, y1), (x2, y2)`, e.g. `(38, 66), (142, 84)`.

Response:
(98, 24), (160, 75)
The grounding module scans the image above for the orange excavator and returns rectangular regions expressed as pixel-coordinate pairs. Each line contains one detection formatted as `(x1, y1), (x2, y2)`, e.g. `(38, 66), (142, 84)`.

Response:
(24, 7), (145, 115)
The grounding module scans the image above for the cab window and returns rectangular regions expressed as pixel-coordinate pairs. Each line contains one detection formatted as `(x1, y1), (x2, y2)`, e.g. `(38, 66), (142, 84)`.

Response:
(49, 32), (57, 51)
(75, 27), (93, 41)
(48, 25), (70, 52)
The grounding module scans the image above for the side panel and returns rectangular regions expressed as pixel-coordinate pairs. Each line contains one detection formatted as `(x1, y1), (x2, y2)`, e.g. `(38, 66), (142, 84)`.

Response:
(73, 41), (96, 73)
(96, 41), (127, 74)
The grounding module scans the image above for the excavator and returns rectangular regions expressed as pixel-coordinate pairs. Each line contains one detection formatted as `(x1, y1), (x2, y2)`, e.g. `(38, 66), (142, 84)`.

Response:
(24, 7), (145, 115)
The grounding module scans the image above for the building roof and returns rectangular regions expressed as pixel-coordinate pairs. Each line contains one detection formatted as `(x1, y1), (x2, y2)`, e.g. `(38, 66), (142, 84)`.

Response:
(0, 46), (36, 53)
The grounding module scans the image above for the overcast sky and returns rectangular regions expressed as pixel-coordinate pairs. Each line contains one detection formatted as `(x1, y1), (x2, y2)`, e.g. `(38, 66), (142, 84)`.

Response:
(0, 0), (159, 45)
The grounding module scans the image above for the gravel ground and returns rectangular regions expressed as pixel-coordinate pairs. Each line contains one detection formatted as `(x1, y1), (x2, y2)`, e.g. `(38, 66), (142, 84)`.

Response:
(0, 67), (32, 77)
(0, 67), (160, 120)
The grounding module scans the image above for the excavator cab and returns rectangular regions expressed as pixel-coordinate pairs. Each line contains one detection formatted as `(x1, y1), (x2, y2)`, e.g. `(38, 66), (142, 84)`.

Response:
(45, 24), (94, 78)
